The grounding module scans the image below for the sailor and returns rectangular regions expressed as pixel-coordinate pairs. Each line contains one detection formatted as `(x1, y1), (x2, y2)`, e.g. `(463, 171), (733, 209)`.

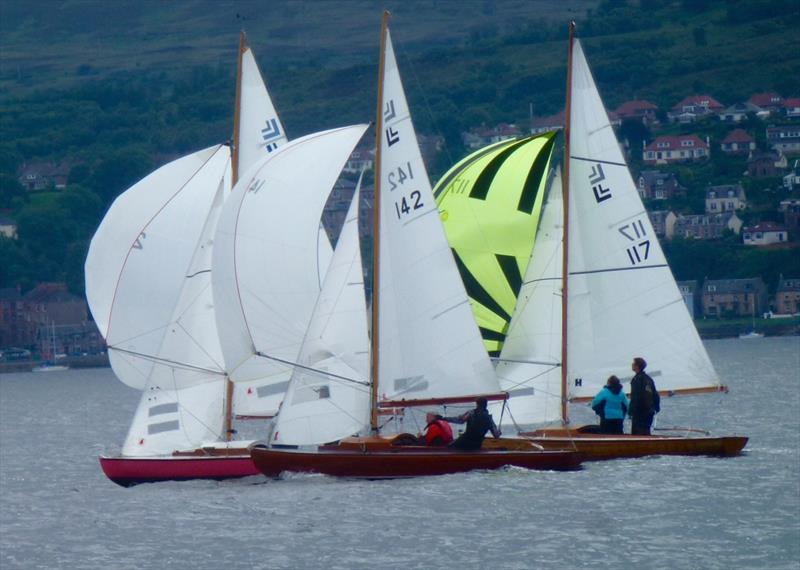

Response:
(422, 412), (454, 446)
(591, 375), (629, 434)
(441, 397), (502, 450)
(629, 357), (660, 435)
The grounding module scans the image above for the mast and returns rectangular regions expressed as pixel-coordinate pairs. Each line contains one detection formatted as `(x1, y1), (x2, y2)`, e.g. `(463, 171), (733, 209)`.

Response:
(224, 30), (247, 442)
(231, 31), (246, 187)
(370, 10), (390, 433)
(560, 22), (575, 426)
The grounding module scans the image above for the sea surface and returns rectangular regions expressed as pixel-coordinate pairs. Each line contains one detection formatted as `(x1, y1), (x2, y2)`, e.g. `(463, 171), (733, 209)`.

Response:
(1, 337), (798, 570)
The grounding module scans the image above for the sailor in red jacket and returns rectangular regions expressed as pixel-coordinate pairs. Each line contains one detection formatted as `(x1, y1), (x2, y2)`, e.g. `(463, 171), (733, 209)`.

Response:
(423, 412), (454, 446)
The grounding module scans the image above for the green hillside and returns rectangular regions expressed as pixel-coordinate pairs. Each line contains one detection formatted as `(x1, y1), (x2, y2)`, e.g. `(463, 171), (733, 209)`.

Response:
(1, 0), (799, 295)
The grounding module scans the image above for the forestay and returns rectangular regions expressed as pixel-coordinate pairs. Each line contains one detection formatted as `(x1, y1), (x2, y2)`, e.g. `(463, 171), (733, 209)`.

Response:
(271, 182), (371, 446)
(434, 133), (556, 356)
(495, 168), (564, 425)
(565, 39), (719, 401)
(212, 125), (368, 417)
(376, 30), (497, 403)
(85, 145), (231, 390)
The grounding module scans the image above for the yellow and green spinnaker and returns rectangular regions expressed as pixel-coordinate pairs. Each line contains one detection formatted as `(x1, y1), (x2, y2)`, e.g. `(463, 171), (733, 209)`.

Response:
(434, 131), (557, 357)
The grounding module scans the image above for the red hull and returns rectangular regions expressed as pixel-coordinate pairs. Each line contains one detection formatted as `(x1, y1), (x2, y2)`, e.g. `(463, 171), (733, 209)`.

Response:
(99, 455), (260, 487)
(250, 445), (582, 478)
(520, 427), (748, 460)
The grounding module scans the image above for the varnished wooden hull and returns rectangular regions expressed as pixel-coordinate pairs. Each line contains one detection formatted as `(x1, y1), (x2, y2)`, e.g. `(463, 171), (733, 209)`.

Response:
(250, 439), (582, 479)
(520, 427), (748, 460)
(99, 451), (259, 487)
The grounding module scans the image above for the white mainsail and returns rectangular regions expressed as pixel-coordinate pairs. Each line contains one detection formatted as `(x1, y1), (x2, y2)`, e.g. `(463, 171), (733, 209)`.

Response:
(271, 182), (371, 446)
(376, 29), (498, 404)
(212, 125), (369, 417)
(495, 168), (563, 425)
(564, 39), (719, 403)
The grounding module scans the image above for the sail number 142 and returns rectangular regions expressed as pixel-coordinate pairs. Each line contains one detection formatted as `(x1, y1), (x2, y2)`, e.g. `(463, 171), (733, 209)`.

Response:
(388, 162), (424, 219)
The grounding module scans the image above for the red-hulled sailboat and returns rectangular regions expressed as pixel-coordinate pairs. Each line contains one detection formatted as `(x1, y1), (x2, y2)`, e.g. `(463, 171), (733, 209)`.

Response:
(90, 34), (368, 485)
(249, 13), (582, 478)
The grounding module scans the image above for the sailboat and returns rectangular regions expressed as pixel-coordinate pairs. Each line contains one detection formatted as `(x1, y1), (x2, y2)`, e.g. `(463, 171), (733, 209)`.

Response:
(503, 25), (747, 459)
(32, 322), (69, 372)
(739, 303), (764, 338)
(87, 33), (316, 486)
(249, 13), (582, 478)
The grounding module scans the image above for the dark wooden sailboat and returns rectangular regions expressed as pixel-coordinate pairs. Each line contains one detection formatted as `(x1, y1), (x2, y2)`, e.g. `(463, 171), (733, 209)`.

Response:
(249, 13), (582, 479)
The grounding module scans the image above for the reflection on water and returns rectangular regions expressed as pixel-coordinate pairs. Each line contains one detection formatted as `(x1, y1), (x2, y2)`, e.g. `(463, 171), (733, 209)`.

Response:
(1, 337), (798, 569)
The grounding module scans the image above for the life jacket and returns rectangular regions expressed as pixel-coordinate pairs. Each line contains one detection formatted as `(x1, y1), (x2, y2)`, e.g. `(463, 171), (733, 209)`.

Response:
(425, 419), (454, 446)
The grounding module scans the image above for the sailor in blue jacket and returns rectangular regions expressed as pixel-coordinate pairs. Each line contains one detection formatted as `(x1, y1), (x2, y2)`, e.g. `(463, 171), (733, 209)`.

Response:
(591, 375), (630, 434)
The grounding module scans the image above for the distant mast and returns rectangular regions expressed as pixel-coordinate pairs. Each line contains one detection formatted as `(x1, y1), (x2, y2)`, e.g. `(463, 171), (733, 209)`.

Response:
(560, 22), (576, 426)
(370, 10), (391, 433)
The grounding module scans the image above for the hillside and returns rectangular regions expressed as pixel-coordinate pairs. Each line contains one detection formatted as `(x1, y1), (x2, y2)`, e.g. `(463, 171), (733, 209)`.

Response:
(1, 0), (799, 295)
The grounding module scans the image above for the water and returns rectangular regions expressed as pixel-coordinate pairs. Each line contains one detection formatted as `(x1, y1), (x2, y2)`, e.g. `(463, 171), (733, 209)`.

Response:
(1, 337), (798, 570)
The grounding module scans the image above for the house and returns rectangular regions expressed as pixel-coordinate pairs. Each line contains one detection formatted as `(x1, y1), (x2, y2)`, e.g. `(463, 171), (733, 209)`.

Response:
(417, 133), (445, 169)
(774, 277), (800, 315)
(718, 102), (769, 122)
(668, 95), (724, 123)
(676, 280), (699, 318)
(16, 161), (70, 191)
(22, 282), (88, 330)
(643, 135), (709, 164)
(778, 199), (800, 238)
(784, 98), (800, 119)
(673, 212), (742, 240)
(637, 170), (686, 201)
(462, 123), (522, 149)
(766, 125), (800, 153)
(342, 148), (375, 174)
(648, 210), (677, 239)
(36, 321), (105, 360)
(749, 92), (784, 113)
(720, 129), (755, 154)
(0, 215), (17, 239)
(741, 222), (788, 246)
(530, 111), (564, 135)
(0, 287), (29, 348)
(784, 160), (800, 190)
(615, 100), (659, 125)
(747, 150), (787, 177)
(705, 184), (747, 214)
(701, 278), (767, 318)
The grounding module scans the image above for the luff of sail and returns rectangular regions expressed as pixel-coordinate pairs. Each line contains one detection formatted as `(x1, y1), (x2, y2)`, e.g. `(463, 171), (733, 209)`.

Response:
(494, 167), (564, 425)
(433, 133), (557, 357)
(375, 28), (498, 406)
(271, 181), (371, 446)
(212, 125), (369, 417)
(565, 39), (720, 403)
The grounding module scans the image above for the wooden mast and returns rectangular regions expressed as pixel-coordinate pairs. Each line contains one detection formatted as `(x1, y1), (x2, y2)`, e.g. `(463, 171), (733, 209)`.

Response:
(223, 31), (247, 442)
(370, 11), (390, 433)
(560, 22), (575, 426)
